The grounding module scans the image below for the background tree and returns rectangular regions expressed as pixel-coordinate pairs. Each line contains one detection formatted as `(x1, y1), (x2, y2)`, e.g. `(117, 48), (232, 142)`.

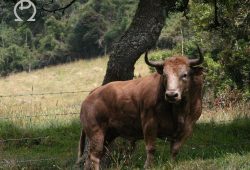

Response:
(102, 0), (189, 84)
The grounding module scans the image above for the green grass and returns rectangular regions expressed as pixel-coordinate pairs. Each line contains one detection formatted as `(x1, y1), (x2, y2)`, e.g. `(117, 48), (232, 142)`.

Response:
(0, 55), (250, 169)
(0, 120), (80, 169)
(1, 118), (250, 169)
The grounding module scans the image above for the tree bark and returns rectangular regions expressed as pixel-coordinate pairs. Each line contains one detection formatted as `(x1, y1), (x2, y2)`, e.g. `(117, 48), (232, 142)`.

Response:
(102, 0), (179, 84)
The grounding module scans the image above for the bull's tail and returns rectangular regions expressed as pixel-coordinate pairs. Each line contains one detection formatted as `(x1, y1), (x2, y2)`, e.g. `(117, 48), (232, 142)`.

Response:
(76, 128), (86, 165)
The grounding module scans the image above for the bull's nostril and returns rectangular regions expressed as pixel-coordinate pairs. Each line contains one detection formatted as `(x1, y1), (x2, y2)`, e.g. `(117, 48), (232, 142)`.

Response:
(166, 91), (179, 99)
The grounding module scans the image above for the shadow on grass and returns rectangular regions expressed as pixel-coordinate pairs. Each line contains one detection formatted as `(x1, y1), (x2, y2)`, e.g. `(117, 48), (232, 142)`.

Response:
(0, 119), (81, 169)
(147, 118), (250, 167)
(132, 117), (250, 168)
(180, 118), (250, 160)
(1, 118), (250, 169)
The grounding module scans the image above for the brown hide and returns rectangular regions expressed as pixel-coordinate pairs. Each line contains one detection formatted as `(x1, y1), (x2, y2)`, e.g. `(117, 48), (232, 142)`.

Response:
(78, 55), (203, 169)
(81, 73), (175, 139)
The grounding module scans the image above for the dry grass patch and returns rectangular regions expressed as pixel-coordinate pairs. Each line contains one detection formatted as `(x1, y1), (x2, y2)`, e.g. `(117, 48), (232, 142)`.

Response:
(0, 56), (150, 127)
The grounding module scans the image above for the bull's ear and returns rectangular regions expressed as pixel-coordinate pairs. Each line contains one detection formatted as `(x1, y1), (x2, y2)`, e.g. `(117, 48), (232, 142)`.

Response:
(189, 66), (203, 76)
(156, 66), (163, 74)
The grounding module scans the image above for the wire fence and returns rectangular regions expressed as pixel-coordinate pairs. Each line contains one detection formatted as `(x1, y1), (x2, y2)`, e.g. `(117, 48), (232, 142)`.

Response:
(0, 89), (249, 167)
(0, 89), (91, 98)
(0, 112), (79, 120)
(0, 89), (84, 167)
(0, 136), (49, 143)
(0, 157), (60, 167)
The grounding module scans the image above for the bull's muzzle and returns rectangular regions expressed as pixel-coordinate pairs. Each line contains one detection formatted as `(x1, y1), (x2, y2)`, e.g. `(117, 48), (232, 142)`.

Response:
(165, 90), (180, 103)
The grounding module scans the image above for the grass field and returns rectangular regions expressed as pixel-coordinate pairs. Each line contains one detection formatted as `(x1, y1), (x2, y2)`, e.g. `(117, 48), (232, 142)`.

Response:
(0, 54), (250, 169)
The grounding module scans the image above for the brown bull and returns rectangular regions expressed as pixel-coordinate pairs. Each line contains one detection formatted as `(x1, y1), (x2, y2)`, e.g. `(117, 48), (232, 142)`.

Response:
(77, 47), (204, 169)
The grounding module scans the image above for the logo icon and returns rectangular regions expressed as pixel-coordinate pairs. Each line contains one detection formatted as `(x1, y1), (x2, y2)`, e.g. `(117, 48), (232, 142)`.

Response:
(14, 0), (36, 22)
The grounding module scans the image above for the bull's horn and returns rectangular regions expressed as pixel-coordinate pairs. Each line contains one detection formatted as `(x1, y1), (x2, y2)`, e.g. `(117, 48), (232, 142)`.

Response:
(189, 45), (204, 66)
(144, 51), (164, 67)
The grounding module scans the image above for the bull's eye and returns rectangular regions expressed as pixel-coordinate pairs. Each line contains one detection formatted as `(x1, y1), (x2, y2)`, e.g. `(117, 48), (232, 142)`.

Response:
(181, 73), (188, 80)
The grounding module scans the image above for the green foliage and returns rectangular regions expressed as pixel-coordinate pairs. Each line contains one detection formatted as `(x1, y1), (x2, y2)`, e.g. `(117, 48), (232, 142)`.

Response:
(0, 0), (137, 74)
(220, 40), (250, 90)
(147, 50), (178, 73)
(154, 0), (249, 98)
(68, 0), (137, 57)
(68, 9), (107, 57)
(203, 53), (234, 96)
(157, 13), (183, 49)
(0, 24), (20, 48)
(188, 2), (213, 30)
(0, 45), (35, 75)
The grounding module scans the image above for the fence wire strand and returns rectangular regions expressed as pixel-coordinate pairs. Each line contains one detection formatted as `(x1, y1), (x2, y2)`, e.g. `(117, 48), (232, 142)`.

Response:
(0, 136), (49, 142)
(0, 157), (59, 165)
(0, 112), (79, 120)
(0, 90), (91, 98)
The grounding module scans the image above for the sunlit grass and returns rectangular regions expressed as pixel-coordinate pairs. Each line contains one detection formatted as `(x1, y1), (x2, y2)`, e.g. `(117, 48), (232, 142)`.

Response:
(0, 56), (150, 125)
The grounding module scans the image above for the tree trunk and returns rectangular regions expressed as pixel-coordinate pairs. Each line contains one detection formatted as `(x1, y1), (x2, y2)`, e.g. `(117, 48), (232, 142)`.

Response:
(102, 0), (178, 84)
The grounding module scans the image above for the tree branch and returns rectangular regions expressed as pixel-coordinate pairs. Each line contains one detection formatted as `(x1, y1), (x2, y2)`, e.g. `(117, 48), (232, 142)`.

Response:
(213, 0), (220, 26)
(207, 0), (221, 30)
(39, 0), (77, 14)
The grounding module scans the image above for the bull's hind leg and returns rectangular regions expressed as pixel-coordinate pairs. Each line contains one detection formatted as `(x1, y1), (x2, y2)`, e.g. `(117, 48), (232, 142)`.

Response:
(76, 129), (88, 166)
(100, 134), (116, 169)
(87, 130), (105, 170)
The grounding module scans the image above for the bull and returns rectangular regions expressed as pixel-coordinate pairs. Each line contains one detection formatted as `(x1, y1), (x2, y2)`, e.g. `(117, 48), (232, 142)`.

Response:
(77, 47), (204, 169)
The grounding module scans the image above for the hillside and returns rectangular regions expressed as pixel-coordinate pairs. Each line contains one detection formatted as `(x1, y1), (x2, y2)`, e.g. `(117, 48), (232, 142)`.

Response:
(0, 56), (149, 127)
(0, 56), (150, 95)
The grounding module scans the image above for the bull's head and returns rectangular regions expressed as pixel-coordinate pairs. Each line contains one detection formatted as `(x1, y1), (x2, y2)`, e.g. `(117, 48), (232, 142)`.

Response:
(145, 46), (203, 103)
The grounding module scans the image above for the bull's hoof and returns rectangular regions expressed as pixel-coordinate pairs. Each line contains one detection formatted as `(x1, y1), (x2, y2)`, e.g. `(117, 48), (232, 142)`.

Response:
(144, 161), (154, 170)
(75, 159), (84, 170)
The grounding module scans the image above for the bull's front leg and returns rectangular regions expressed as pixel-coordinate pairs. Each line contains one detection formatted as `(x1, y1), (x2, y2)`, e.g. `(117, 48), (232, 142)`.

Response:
(172, 103), (189, 141)
(170, 121), (193, 160)
(142, 115), (158, 169)
(172, 115), (185, 140)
